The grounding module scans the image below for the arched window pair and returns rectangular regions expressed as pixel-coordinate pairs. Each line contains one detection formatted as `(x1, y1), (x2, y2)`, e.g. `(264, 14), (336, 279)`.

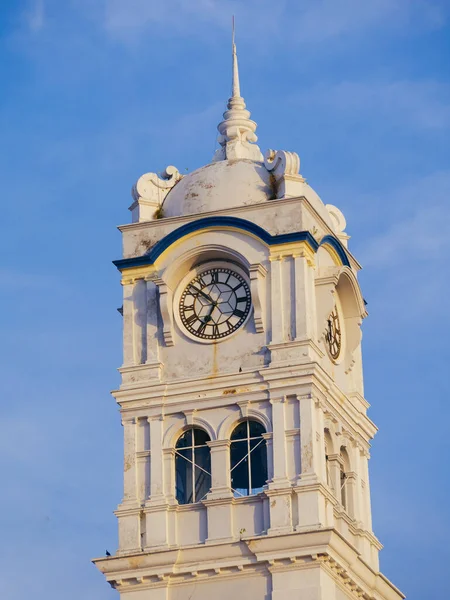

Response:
(175, 420), (268, 505)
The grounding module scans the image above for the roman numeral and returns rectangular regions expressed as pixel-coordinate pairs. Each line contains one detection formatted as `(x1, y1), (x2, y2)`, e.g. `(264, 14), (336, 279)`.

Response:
(197, 321), (207, 335)
(232, 283), (243, 292)
(236, 296), (247, 303)
(212, 324), (219, 337)
(211, 271), (218, 284)
(233, 309), (245, 318)
(185, 313), (197, 326)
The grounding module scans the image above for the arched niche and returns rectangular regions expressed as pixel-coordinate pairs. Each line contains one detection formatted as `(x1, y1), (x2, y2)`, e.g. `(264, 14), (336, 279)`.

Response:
(163, 417), (216, 449)
(217, 408), (271, 440)
(316, 265), (367, 374)
(153, 229), (269, 286)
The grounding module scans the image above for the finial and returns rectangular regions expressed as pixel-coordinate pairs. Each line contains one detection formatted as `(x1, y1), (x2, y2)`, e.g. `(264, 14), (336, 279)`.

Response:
(231, 16), (240, 98)
(212, 17), (263, 163)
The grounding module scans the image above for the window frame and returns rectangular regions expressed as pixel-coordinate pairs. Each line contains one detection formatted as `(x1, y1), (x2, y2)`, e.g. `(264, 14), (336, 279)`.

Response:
(230, 419), (268, 498)
(175, 427), (212, 505)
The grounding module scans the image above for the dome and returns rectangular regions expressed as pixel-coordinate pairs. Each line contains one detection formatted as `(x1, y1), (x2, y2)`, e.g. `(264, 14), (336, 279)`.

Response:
(162, 159), (274, 218)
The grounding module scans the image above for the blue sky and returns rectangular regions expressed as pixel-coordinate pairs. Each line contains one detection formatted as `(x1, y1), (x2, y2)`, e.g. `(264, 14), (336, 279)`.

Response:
(1, 1), (449, 598)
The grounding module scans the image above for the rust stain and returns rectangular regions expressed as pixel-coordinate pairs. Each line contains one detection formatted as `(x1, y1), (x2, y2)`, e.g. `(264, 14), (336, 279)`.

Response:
(211, 342), (218, 377)
(223, 388), (237, 395)
(127, 556), (144, 570)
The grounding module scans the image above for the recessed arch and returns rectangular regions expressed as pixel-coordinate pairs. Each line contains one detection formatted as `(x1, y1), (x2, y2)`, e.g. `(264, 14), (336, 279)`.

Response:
(114, 216), (320, 271)
(319, 235), (351, 267)
(217, 408), (271, 440)
(336, 266), (367, 320)
(163, 418), (216, 449)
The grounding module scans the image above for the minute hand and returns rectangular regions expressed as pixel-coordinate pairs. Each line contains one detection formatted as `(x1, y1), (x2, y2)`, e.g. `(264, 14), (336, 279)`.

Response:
(189, 285), (213, 303)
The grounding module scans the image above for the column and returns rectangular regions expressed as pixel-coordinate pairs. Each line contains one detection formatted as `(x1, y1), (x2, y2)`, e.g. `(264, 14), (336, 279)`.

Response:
(144, 416), (169, 549)
(204, 440), (233, 543)
(295, 394), (326, 530)
(270, 256), (284, 344)
(122, 281), (135, 366)
(294, 253), (315, 341)
(133, 279), (147, 364)
(206, 440), (232, 499)
(361, 450), (373, 531)
(136, 417), (150, 505)
(116, 415), (141, 553)
(145, 276), (160, 363)
(327, 454), (342, 501)
(269, 398), (289, 487)
(267, 397), (292, 534)
(297, 394), (321, 483)
(148, 416), (164, 502)
(122, 416), (137, 505)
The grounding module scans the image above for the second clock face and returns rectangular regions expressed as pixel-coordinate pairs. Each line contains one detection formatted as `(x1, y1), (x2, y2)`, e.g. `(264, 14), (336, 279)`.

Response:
(325, 306), (342, 360)
(179, 267), (251, 341)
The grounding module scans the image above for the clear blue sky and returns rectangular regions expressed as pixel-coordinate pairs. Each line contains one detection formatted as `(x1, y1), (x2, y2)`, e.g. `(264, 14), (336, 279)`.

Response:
(1, 1), (449, 598)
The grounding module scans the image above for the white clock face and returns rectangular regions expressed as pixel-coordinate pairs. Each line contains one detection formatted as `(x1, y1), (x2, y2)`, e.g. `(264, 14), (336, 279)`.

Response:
(179, 267), (251, 341)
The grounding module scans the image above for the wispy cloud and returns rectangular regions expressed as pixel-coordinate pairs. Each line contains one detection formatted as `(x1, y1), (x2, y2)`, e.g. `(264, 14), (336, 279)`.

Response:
(359, 170), (450, 267)
(292, 79), (450, 131)
(354, 171), (450, 327)
(24, 0), (45, 32)
(76, 0), (449, 44)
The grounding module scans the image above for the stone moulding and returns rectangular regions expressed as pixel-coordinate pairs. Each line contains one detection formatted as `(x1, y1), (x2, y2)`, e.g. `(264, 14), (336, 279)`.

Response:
(113, 216), (350, 272)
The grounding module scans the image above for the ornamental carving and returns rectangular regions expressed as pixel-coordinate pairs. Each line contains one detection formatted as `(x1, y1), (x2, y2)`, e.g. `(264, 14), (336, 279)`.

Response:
(264, 149), (305, 199)
(130, 166), (183, 222)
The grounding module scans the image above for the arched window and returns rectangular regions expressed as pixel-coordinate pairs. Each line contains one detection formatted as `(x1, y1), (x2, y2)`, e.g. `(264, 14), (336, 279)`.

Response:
(340, 447), (350, 510)
(324, 430), (334, 490)
(230, 420), (267, 497)
(175, 428), (211, 505)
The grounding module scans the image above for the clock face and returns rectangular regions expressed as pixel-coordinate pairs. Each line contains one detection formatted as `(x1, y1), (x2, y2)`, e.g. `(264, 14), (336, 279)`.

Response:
(179, 267), (251, 341)
(325, 306), (342, 360)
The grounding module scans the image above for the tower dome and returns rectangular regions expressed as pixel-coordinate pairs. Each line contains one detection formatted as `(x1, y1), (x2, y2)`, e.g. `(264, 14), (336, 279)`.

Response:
(162, 159), (273, 218)
(129, 24), (335, 232)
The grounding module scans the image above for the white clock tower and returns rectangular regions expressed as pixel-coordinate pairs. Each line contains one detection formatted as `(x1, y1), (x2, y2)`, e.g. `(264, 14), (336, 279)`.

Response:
(94, 37), (404, 600)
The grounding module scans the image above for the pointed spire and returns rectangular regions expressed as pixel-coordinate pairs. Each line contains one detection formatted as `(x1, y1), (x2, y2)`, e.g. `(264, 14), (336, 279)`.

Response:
(231, 16), (240, 98)
(212, 18), (263, 163)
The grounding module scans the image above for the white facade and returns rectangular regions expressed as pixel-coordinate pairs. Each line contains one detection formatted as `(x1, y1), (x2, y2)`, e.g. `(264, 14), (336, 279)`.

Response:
(93, 39), (404, 600)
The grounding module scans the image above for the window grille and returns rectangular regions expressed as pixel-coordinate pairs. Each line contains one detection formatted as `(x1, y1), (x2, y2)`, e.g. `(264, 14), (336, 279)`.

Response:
(175, 428), (211, 504)
(230, 420), (267, 497)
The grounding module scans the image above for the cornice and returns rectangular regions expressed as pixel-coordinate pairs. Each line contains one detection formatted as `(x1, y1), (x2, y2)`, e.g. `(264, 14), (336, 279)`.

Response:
(92, 528), (404, 599)
(118, 196), (317, 233)
(114, 216), (322, 271)
(112, 363), (376, 445)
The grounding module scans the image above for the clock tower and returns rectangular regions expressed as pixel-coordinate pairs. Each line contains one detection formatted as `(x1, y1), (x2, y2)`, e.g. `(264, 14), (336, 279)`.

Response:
(93, 36), (404, 600)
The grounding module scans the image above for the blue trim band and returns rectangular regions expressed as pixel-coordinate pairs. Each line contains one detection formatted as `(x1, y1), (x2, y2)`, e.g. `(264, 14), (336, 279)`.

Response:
(114, 216), (348, 270)
(319, 235), (350, 267)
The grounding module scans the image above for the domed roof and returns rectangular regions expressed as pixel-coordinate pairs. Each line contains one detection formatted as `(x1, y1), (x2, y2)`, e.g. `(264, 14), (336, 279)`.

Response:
(162, 159), (273, 218)
(130, 35), (337, 233)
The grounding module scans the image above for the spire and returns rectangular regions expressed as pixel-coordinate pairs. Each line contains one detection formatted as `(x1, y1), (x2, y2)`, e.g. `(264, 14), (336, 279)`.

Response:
(231, 16), (240, 98)
(212, 18), (263, 163)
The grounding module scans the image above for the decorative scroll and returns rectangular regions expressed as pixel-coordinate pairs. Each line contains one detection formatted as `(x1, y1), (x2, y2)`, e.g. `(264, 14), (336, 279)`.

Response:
(129, 166), (183, 222)
(264, 149), (305, 199)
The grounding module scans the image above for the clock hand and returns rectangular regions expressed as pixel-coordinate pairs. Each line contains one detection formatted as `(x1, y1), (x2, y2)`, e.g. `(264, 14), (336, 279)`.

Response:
(203, 301), (217, 323)
(189, 284), (213, 303)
